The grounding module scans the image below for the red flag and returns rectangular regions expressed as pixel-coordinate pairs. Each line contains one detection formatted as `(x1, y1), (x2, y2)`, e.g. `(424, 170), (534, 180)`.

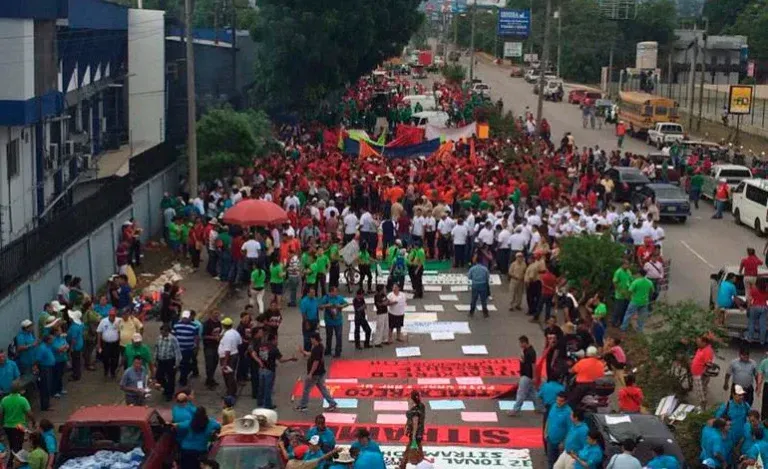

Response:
(359, 140), (380, 159)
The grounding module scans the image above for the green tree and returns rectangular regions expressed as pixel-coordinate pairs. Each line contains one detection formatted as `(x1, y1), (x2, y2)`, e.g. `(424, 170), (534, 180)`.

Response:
(726, 0), (768, 61)
(251, 0), (423, 113)
(442, 64), (467, 84)
(703, 0), (752, 34)
(196, 107), (273, 178)
(557, 234), (625, 297)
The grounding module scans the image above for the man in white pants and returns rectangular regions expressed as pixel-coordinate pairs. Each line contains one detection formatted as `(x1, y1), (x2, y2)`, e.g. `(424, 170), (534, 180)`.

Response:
(372, 285), (390, 346)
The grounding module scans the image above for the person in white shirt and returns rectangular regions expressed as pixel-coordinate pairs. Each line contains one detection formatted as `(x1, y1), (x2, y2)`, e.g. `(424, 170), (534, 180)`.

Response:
(97, 309), (122, 378)
(283, 192), (301, 211)
(411, 209), (426, 246)
(323, 201), (339, 220)
(526, 210), (542, 227)
(359, 209), (378, 255)
(218, 317), (242, 397)
(650, 220), (665, 246)
(343, 211), (359, 244)
(241, 233), (261, 271)
(629, 223), (646, 246)
(451, 218), (471, 268)
(386, 284), (407, 343)
(606, 206), (619, 225)
(424, 215), (437, 259)
(477, 221), (495, 247)
(437, 214), (455, 261)
(508, 226), (528, 256)
(496, 223), (512, 275)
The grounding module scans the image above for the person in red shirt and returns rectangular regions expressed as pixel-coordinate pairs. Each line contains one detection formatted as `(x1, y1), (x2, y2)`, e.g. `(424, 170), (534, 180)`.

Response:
(539, 183), (555, 209)
(740, 247), (764, 303)
(691, 335), (715, 408)
(617, 374), (644, 413)
(747, 281), (768, 344)
(188, 218), (205, 269)
(538, 268), (558, 323)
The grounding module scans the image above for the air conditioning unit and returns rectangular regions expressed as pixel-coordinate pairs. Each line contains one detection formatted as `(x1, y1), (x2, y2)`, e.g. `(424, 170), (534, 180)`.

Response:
(80, 153), (93, 170)
(64, 140), (75, 156)
(74, 141), (88, 154)
(47, 144), (59, 169)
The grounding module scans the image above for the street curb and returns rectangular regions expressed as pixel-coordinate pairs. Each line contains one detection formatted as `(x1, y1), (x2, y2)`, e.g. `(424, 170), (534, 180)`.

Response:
(198, 282), (231, 320)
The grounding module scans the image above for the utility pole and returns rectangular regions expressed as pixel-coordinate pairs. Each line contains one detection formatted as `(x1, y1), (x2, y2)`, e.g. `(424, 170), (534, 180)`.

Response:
(697, 18), (709, 132)
(469, 3), (476, 81)
(555, 8), (561, 77)
(529, 0), (533, 56)
(687, 24), (698, 131)
(185, 0), (198, 197)
(535, 0), (552, 135)
(231, 0), (237, 105)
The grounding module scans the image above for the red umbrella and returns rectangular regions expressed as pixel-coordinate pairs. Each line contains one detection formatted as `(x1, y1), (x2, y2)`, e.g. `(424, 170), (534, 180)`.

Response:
(221, 199), (289, 227)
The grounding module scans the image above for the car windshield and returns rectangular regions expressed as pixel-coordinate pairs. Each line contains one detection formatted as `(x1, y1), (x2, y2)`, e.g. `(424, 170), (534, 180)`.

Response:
(620, 171), (648, 182)
(215, 446), (282, 469)
(653, 187), (685, 199)
(68, 425), (144, 451)
(719, 169), (751, 178)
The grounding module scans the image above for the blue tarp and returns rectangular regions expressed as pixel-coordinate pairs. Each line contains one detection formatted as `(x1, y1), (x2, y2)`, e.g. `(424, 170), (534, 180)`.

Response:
(341, 138), (441, 159)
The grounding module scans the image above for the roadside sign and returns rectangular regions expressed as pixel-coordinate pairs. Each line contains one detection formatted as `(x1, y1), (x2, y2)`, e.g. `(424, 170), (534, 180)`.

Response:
(497, 8), (530, 38)
(728, 85), (754, 115)
(503, 42), (523, 58)
(467, 0), (507, 6)
(748, 60), (756, 78)
(523, 53), (538, 63)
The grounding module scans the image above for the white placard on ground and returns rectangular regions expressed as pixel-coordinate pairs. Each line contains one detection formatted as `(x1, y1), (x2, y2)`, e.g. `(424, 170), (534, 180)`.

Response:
(423, 285), (443, 292)
(395, 346), (421, 358)
(450, 285), (469, 292)
(462, 345), (489, 355)
(439, 294), (459, 301)
(403, 321), (471, 334)
(455, 304), (498, 312)
(430, 332), (455, 341)
(424, 304), (444, 312)
(405, 313), (438, 323)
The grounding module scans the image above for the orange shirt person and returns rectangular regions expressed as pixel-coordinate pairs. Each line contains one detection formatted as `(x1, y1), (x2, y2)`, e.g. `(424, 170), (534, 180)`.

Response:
(571, 349), (605, 384)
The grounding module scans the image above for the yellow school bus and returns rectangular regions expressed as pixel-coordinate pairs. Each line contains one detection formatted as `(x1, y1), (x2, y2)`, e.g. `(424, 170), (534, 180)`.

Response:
(618, 91), (680, 133)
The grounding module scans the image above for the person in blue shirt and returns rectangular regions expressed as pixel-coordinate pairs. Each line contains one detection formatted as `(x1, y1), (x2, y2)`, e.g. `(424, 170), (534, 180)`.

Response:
(352, 448), (385, 469)
(554, 409), (589, 468)
(350, 429), (381, 454)
(36, 335), (56, 411)
(647, 445), (680, 469)
(717, 273), (738, 309)
(306, 415), (336, 454)
(715, 387), (751, 452)
(700, 419), (729, 468)
(66, 311), (85, 381)
(570, 431), (603, 469)
(50, 323), (69, 398)
(300, 289), (321, 352)
(545, 393), (572, 469)
(40, 419), (58, 468)
(318, 286), (348, 358)
(14, 320), (38, 375)
(94, 296), (113, 318)
(303, 436), (326, 466)
(744, 428), (768, 467)
(176, 406), (220, 469)
(742, 410), (763, 454)
(538, 380), (566, 410)
(0, 348), (21, 395)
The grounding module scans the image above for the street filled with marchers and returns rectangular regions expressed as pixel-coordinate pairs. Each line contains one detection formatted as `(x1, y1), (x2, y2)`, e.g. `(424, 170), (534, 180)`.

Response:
(4, 1), (768, 469)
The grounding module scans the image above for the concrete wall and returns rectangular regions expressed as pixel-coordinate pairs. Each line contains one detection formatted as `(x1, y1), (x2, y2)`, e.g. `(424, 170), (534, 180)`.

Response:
(0, 19), (35, 101)
(0, 162), (178, 346)
(0, 125), (39, 245)
(128, 9), (165, 153)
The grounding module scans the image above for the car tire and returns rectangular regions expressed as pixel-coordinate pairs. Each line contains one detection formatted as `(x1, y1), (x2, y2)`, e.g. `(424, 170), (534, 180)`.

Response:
(734, 209), (741, 225)
(678, 216), (687, 223)
(756, 219), (764, 237)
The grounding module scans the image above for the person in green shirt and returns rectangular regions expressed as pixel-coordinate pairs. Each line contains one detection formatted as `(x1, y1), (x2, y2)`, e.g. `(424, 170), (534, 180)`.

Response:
(386, 241), (400, 265)
(269, 258), (286, 305)
(26, 432), (48, 469)
(305, 260), (321, 298)
(620, 270), (655, 333)
(689, 169), (704, 209)
(1, 382), (35, 452)
(611, 259), (633, 328)
(168, 217), (182, 255)
(314, 248), (329, 297)
(407, 243), (426, 298)
(358, 246), (373, 293)
(328, 241), (341, 289)
(123, 334), (154, 376)
(250, 266), (267, 314)
(180, 221), (192, 257)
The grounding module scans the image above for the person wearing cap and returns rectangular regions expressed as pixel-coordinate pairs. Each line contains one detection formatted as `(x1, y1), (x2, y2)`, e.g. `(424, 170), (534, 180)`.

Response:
(288, 449), (342, 469)
(715, 384), (751, 449)
(218, 317), (241, 399)
(39, 302), (62, 339)
(173, 311), (200, 387)
(14, 320), (38, 375)
(123, 333), (154, 376)
(713, 178), (729, 219)
(567, 347), (605, 409)
(1, 382), (34, 452)
(0, 347), (20, 396)
(121, 356), (151, 406)
(66, 310), (85, 381)
(154, 323), (181, 401)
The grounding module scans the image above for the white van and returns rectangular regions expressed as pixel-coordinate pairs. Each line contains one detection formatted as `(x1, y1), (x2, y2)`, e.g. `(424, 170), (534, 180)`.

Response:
(402, 95), (437, 112)
(732, 178), (768, 235)
(412, 111), (450, 128)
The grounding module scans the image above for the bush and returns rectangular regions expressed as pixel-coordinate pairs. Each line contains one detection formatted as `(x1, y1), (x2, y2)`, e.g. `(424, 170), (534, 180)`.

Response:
(442, 64), (466, 84)
(557, 234), (625, 297)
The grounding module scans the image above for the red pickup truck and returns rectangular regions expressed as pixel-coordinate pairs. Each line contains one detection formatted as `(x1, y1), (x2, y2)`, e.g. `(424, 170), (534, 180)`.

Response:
(56, 406), (176, 469)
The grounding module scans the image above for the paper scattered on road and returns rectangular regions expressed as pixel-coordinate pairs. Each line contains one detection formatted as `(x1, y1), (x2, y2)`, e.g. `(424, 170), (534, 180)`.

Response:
(462, 345), (489, 355)
(498, 400), (535, 411)
(374, 401), (410, 412)
(424, 305), (444, 312)
(377, 414), (407, 424)
(450, 285), (469, 292)
(439, 294), (459, 301)
(323, 398), (358, 409)
(424, 286), (443, 292)
(430, 332), (455, 341)
(456, 377), (484, 385)
(461, 412), (498, 423)
(322, 413), (357, 424)
(429, 400), (466, 410)
(396, 346), (421, 358)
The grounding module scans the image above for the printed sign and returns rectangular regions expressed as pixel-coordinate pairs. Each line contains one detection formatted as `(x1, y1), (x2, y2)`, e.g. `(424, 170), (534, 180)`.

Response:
(728, 85), (754, 115)
(504, 42), (523, 58)
(280, 421), (543, 448)
(291, 381), (516, 400)
(497, 9), (531, 38)
(467, 0), (507, 6)
(329, 358), (521, 379)
(380, 446), (533, 468)
(523, 53), (538, 63)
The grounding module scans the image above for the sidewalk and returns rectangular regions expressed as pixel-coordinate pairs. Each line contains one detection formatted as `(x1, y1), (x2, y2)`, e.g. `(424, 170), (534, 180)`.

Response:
(35, 248), (230, 425)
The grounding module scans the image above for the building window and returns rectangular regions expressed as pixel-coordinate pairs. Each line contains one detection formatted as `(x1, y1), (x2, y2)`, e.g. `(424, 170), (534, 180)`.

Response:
(6, 138), (20, 180)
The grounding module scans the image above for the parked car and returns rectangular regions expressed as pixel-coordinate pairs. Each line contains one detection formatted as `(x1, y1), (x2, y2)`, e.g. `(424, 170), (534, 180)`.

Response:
(56, 406), (176, 469)
(587, 413), (685, 468)
(509, 66), (525, 77)
(471, 82), (491, 99)
(701, 164), (753, 202)
(525, 70), (540, 83)
(646, 122), (685, 149)
(647, 153), (681, 185)
(731, 178), (768, 235)
(543, 79), (563, 101)
(412, 111), (450, 128)
(710, 264), (768, 341)
(568, 88), (603, 106)
(632, 183), (690, 222)
(605, 167), (651, 202)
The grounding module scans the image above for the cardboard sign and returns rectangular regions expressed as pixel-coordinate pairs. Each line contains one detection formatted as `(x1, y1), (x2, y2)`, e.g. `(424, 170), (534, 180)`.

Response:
(291, 381), (516, 400)
(329, 358), (521, 379)
(279, 421), (543, 448)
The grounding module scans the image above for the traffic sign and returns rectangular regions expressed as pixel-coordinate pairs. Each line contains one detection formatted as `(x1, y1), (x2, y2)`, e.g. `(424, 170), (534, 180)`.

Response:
(497, 8), (530, 38)
(503, 42), (523, 58)
(728, 85), (754, 115)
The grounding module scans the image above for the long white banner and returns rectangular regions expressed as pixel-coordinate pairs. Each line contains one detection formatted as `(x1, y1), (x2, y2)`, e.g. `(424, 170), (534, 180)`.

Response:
(380, 446), (533, 468)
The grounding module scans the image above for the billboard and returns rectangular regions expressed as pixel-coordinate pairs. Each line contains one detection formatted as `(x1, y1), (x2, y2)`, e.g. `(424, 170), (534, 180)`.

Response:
(635, 41), (658, 70)
(497, 8), (530, 37)
(467, 0), (507, 6)
(728, 85), (754, 115)
(504, 42), (523, 58)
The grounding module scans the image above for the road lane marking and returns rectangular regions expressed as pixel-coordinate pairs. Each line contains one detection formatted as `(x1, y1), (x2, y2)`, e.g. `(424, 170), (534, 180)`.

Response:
(680, 240), (715, 268)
